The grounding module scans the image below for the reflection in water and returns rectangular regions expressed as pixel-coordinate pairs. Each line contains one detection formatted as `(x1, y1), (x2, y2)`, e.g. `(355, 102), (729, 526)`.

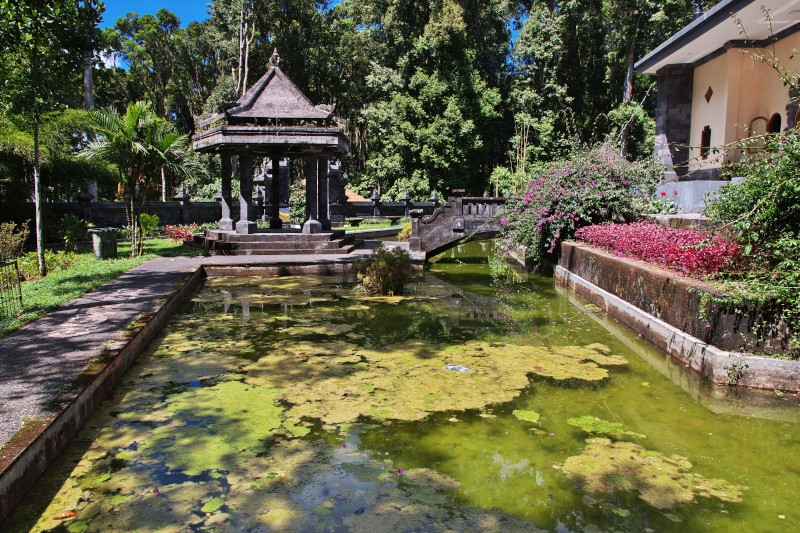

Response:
(6, 241), (800, 533)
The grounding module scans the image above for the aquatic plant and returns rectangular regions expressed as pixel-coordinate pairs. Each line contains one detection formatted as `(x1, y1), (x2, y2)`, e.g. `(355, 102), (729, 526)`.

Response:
(559, 438), (747, 509)
(353, 244), (413, 295)
(566, 415), (646, 439)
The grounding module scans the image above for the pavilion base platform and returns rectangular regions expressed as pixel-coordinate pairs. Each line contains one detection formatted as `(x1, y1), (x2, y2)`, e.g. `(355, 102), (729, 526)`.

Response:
(197, 229), (364, 256)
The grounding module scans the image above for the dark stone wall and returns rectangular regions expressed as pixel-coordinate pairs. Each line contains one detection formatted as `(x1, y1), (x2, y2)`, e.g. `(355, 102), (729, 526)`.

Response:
(656, 64), (694, 180)
(559, 242), (793, 356)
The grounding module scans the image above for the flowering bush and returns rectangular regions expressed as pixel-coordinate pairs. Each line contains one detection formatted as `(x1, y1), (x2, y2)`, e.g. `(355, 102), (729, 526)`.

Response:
(499, 146), (661, 262)
(165, 223), (199, 243)
(574, 222), (741, 277)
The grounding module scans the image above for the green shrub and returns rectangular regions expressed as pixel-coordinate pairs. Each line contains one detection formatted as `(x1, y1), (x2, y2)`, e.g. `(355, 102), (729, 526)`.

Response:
(354, 245), (413, 296)
(706, 130), (800, 355)
(62, 213), (89, 251)
(397, 221), (412, 242)
(0, 220), (30, 261)
(140, 214), (160, 238)
(18, 249), (76, 280)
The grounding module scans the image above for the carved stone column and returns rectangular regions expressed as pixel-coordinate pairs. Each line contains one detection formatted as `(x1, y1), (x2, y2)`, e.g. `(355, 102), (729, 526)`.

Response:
(219, 152), (234, 231)
(302, 155), (322, 234)
(270, 153), (283, 229)
(317, 154), (331, 230)
(236, 154), (256, 234)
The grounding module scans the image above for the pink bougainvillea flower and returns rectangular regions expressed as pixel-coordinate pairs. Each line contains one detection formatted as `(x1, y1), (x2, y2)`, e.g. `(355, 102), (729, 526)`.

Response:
(397, 468), (403, 473)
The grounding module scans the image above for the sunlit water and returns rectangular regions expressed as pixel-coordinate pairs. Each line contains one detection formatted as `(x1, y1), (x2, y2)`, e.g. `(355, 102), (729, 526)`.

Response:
(7, 242), (800, 533)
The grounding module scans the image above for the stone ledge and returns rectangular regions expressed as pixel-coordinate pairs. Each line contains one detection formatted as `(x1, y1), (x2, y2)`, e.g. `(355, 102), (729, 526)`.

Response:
(555, 264), (800, 391)
(558, 241), (791, 355)
(0, 267), (205, 525)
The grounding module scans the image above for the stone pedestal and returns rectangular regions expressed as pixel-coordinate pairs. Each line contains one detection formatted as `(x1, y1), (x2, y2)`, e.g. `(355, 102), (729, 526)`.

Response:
(236, 154), (257, 234)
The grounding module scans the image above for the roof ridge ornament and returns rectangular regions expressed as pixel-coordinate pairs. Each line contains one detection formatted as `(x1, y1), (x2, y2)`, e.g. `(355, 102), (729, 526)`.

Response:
(270, 48), (280, 67)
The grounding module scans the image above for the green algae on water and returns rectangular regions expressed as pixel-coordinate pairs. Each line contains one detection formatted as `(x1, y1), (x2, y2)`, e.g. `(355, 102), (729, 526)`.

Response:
(559, 438), (748, 509)
(566, 415), (646, 439)
(512, 410), (540, 423)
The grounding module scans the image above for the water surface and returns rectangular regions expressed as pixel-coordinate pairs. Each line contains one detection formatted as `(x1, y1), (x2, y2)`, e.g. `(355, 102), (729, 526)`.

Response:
(8, 242), (799, 532)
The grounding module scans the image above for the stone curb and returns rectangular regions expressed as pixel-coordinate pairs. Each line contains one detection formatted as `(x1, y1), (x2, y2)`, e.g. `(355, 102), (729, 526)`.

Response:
(0, 267), (205, 524)
(555, 265), (800, 391)
(345, 226), (403, 239)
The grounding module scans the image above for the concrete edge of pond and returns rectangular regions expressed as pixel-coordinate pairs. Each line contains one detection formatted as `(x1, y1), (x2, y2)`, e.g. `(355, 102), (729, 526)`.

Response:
(554, 264), (800, 391)
(344, 226), (403, 239)
(0, 267), (205, 525)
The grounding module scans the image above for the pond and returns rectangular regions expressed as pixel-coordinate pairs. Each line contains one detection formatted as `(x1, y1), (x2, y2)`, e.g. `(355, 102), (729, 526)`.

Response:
(7, 242), (800, 532)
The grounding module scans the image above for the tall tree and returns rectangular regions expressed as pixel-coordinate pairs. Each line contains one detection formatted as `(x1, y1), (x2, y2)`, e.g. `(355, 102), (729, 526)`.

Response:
(0, 0), (102, 275)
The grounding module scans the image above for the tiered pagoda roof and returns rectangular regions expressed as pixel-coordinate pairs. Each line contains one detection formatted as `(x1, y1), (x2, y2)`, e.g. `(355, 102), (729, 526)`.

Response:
(192, 50), (349, 155)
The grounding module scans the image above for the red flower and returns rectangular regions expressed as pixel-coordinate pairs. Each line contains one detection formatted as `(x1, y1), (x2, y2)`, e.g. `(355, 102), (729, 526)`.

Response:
(660, 192), (667, 196)
(673, 190), (679, 195)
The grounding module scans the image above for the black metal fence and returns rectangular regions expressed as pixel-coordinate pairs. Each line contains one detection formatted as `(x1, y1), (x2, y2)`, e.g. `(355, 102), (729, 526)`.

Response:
(0, 260), (23, 317)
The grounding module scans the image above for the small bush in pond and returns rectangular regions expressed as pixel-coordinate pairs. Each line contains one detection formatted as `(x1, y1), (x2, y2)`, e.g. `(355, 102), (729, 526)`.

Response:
(397, 221), (412, 242)
(354, 245), (412, 295)
(18, 250), (76, 280)
(574, 222), (741, 277)
(0, 220), (30, 261)
(62, 213), (89, 251)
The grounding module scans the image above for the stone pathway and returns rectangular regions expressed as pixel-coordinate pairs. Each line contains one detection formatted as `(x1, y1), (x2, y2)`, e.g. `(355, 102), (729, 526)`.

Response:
(0, 250), (388, 447)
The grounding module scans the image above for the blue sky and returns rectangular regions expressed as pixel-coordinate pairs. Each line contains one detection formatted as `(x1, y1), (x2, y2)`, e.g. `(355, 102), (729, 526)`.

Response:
(100, 0), (210, 28)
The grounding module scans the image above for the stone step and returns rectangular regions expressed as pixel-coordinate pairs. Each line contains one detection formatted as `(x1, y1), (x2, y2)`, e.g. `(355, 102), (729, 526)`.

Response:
(208, 241), (363, 256)
(205, 229), (345, 243)
(208, 238), (355, 251)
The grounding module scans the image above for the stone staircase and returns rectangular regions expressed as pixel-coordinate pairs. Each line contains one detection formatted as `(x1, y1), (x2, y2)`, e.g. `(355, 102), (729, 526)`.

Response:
(197, 229), (364, 256)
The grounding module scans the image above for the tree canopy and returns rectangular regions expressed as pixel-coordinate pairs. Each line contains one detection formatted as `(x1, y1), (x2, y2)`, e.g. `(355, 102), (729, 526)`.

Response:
(0, 0), (720, 209)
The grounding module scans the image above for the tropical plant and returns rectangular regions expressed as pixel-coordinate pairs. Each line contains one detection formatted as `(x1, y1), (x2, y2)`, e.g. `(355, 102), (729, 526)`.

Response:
(0, 220), (29, 261)
(80, 101), (194, 256)
(62, 213), (89, 251)
(139, 213), (160, 238)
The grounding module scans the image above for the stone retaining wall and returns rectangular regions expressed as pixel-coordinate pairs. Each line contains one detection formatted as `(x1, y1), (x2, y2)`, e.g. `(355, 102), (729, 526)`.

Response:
(556, 241), (798, 390)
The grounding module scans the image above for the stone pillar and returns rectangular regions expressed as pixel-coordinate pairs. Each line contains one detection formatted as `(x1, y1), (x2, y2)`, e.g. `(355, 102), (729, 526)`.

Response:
(236, 154), (256, 234)
(270, 154), (283, 229)
(656, 64), (694, 181)
(173, 185), (190, 225)
(317, 155), (331, 230)
(219, 152), (234, 231)
(302, 155), (322, 234)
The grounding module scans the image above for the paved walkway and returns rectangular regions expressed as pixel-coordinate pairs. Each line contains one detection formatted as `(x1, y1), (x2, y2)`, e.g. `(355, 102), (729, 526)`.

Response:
(0, 250), (384, 447)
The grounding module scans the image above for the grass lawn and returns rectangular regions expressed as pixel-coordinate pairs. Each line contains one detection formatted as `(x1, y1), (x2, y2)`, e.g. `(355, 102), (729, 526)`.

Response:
(0, 239), (207, 339)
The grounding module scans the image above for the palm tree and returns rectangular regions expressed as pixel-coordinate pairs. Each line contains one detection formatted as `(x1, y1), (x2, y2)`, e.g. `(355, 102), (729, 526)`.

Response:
(80, 101), (193, 256)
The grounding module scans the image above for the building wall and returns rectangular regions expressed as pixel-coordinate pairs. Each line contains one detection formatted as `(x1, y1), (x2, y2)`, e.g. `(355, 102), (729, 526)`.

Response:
(689, 31), (800, 174)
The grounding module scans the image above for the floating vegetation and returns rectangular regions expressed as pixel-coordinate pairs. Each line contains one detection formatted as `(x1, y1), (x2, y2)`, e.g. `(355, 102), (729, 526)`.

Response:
(512, 410), (540, 423)
(566, 415), (647, 439)
(243, 340), (624, 425)
(558, 438), (748, 509)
